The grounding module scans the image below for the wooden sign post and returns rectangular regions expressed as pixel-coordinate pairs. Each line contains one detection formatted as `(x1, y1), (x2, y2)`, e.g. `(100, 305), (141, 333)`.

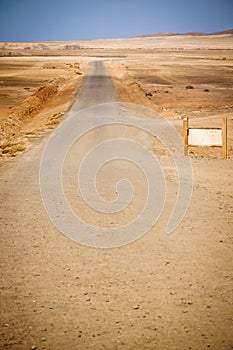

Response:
(183, 117), (189, 156)
(183, 117), (228, 159)
(222, 117), (227, 159)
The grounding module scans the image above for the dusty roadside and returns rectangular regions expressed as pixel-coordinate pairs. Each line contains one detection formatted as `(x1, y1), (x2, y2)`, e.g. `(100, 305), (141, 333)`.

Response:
(0, 59), (232, 350)
(0, 45), (233, 350)
(0, 58), (88, 158)
(106, 54), (233, 159)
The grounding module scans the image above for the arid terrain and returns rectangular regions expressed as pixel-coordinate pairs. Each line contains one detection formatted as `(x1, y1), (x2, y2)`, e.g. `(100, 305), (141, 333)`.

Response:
(107, 48), (233, 158)
(1, 32), (233, 158)
(0, 32), (233, 350)
(0, 57), (89, 157)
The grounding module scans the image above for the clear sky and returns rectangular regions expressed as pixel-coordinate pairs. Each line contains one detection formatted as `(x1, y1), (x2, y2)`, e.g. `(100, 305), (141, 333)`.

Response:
(0, 0), (232, 42)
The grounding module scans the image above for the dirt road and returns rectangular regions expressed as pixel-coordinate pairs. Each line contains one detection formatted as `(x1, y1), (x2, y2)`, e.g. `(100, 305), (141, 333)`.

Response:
(1, 61), (232, 349)
(70, 60), (115, 110)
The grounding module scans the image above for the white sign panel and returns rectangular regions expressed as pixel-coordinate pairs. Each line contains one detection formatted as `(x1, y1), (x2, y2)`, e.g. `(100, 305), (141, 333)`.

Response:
(188, 128), (222, 146)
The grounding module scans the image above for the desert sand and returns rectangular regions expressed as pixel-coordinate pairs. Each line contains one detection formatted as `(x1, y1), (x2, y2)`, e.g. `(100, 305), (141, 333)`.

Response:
(1, 32), (233, 158)
(0, 33), (233, 350)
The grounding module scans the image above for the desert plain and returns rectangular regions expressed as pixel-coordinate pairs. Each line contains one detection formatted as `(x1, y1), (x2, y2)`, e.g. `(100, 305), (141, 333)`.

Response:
(0, 32), (233, 349)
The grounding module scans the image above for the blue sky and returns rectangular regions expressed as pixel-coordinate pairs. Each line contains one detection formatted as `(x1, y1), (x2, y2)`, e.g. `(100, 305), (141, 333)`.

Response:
(0, 0), (232, 42)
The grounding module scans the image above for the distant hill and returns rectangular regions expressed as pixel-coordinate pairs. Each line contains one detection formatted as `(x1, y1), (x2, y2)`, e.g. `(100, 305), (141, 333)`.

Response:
(208, 29), (233, 35)
(136, 32), (179, 38)
(136, 29), (233, 38)
(1, 28), (233, 53)
(184, 32), (205, 36)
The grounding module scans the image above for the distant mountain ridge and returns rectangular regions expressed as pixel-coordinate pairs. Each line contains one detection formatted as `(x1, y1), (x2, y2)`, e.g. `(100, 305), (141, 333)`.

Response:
(209, 29), (233, 35)
(1, 28), (233, 53)
(136, 29), (233, 38)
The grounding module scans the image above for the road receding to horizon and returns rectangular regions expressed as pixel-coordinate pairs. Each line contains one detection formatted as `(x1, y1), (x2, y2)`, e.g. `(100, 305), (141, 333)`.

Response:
(0, 60), (232, 350)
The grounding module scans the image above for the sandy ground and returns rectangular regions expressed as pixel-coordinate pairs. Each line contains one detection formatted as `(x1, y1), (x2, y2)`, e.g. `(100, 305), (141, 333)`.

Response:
(0, 35), (233, 350)
(1, 31), (233, 51)
(0, 57), (88, 157)
(107, 49), (233, 159)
